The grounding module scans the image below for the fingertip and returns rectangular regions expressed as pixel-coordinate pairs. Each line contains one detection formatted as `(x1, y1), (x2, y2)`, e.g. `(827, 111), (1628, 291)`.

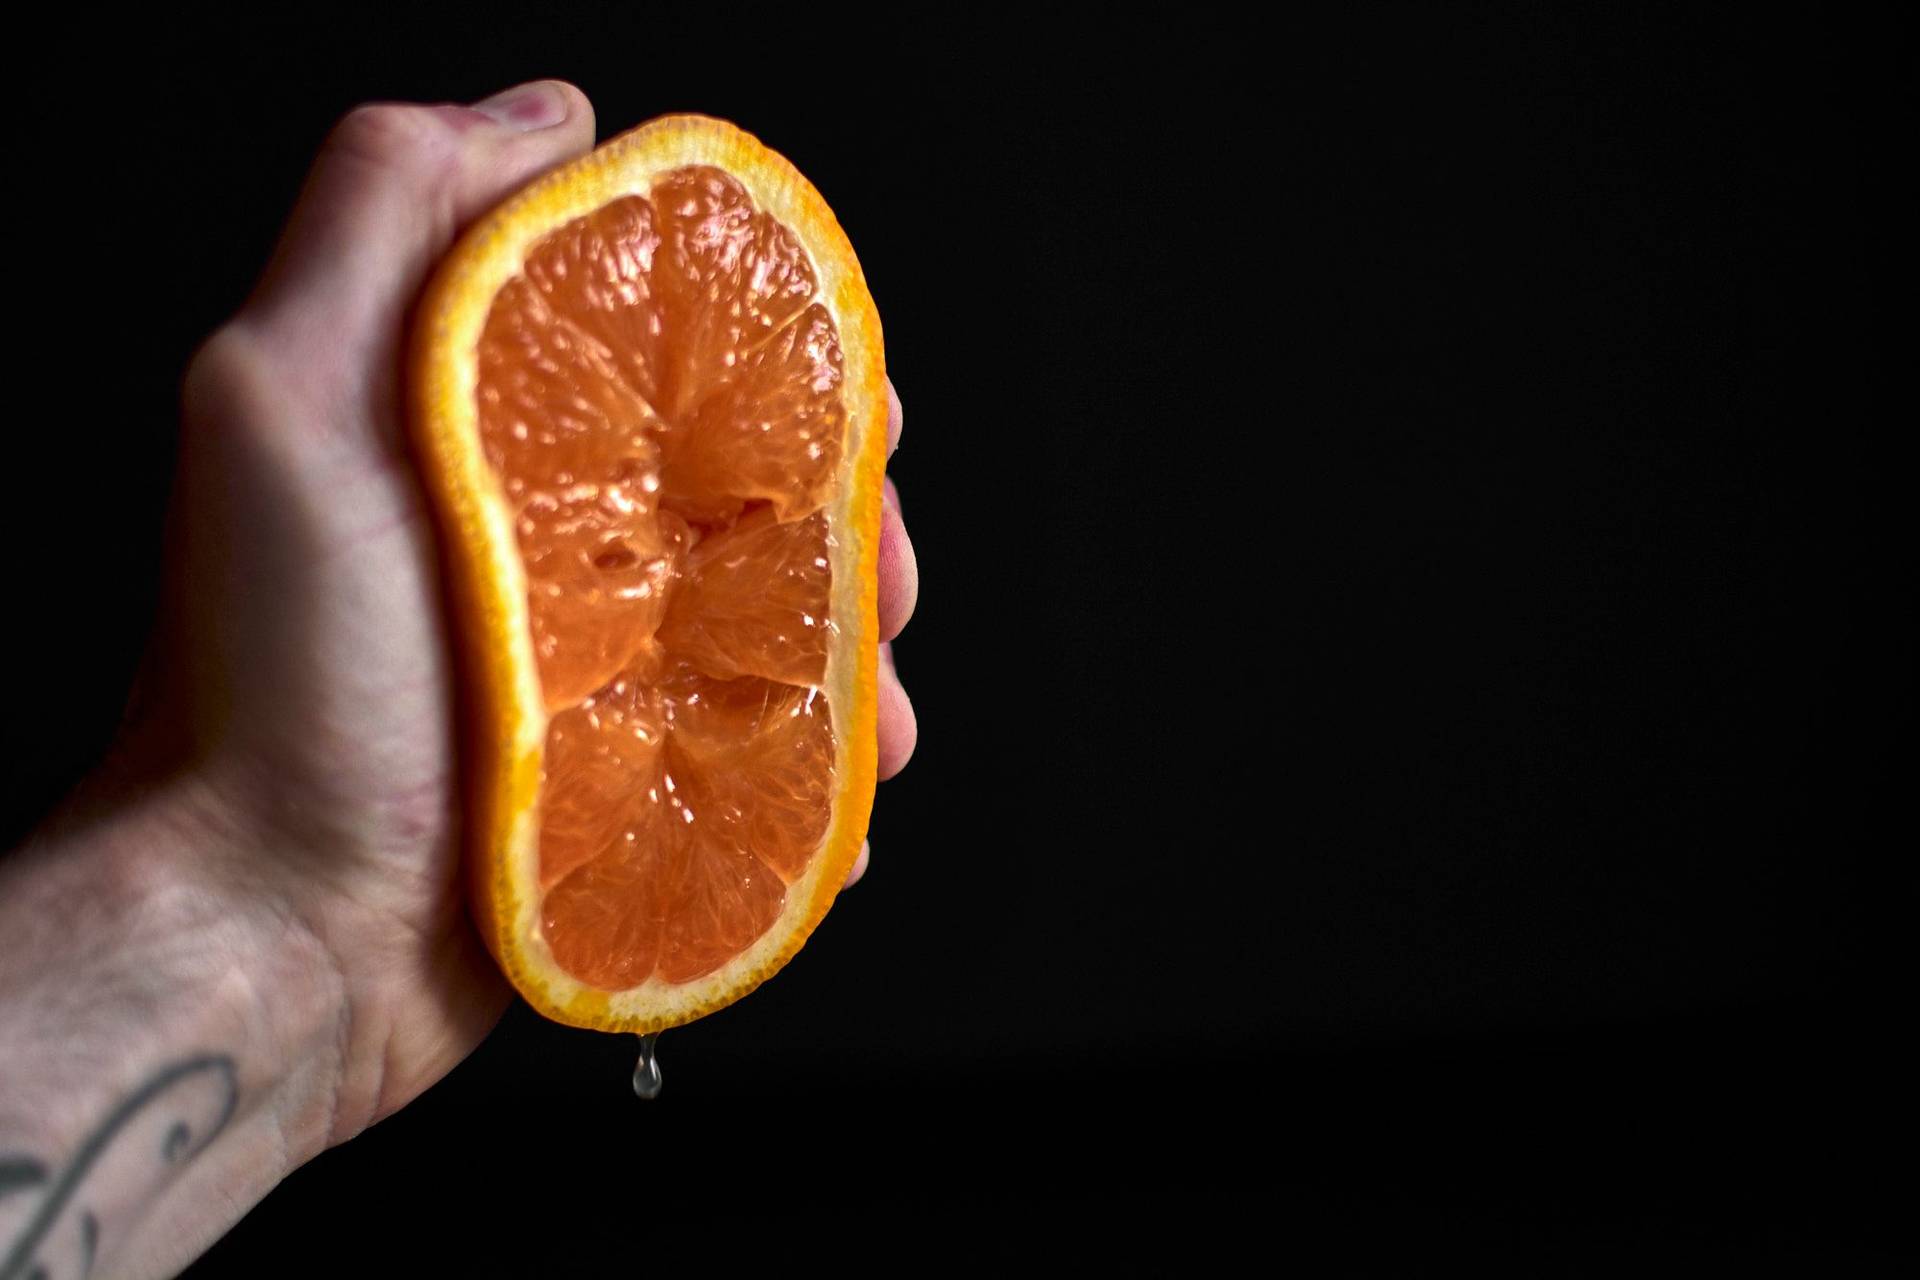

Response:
(878, 483), (918, 642)
(885, 379), (903, 456)
(468, 80), (574, 131)
(844, 840), (871, 888)
(548, 79), (596, 126)
(877, 644), (917, 779)
(463, 79), (596, 174)
(519, 79), (597, 143)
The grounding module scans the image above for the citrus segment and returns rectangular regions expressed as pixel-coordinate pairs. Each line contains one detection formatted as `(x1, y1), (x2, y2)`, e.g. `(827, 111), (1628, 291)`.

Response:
(659, 668), (836, 885)
(662, 302), (846, 525)
(650, 167), (820, 422)
(536, 675), (667, 888)
(657, 508), (833, 686)
(518, 196), (670, 407)
(539, 834), (675, 991)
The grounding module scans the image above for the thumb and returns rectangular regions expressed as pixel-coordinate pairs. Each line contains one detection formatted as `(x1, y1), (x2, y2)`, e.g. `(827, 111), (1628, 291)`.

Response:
(235, 80), (596, 433)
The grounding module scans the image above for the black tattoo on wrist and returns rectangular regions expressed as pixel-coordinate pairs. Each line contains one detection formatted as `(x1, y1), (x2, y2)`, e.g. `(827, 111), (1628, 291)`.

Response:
(2, 1054), (238, 1280)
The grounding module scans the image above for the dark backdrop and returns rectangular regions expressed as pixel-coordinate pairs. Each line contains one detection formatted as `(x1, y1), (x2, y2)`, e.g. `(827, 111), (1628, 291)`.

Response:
(5, 8), (1901, 1264)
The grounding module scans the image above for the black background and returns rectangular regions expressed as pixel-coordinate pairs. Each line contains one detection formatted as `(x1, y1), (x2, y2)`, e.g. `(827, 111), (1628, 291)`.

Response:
(4, 8), (1903, 1266)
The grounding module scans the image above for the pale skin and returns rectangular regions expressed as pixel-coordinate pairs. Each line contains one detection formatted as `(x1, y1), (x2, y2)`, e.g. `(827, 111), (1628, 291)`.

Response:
(0, 80), (917, 1279)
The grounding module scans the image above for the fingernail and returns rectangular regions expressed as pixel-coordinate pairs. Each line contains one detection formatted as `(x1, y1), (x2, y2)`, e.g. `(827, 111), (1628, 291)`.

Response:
(471, 81), (570, 131)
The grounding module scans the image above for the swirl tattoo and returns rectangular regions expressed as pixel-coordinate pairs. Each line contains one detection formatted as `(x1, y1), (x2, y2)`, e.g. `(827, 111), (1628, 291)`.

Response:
(1, 1055), (238, 1280)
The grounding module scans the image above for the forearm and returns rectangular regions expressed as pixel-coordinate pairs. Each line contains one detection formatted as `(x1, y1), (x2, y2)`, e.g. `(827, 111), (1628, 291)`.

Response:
(0, 774), (346, 1280)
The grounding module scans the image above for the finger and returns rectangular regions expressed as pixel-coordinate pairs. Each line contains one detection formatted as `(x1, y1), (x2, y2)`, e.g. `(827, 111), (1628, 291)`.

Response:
(239, 81), (596, 411)
(886, 378), (903, 456)
(877, 641), (916, 779)
(843, 839), (871, 888)
(878, 476), (918, 641)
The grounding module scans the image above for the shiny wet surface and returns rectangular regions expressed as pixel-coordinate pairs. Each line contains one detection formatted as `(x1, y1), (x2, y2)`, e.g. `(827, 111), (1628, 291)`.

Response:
(476, 167), (841, 989)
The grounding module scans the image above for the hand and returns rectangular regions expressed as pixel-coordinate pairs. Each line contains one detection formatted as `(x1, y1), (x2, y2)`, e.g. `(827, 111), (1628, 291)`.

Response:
(166, 78), (919, 1134)
(0, 80), (916, 1278)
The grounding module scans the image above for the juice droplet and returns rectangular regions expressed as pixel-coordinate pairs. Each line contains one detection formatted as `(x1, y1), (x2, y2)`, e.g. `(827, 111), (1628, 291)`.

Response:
(632, 1032), (663, 1100)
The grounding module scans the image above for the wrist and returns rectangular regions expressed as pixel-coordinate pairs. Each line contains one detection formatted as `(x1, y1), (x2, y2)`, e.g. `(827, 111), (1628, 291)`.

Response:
(1, 763), (351, 1171)
(0, 760), (366, 1275)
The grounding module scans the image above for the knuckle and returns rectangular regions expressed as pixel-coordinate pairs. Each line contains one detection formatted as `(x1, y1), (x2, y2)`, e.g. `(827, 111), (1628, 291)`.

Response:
(180, 322), (270, 427)
(182, 324), (254, 405)
(325, 102), (448, 172)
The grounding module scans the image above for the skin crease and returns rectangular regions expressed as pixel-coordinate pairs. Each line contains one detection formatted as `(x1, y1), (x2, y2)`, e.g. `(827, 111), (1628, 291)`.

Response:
(0, 80), (916, 1273)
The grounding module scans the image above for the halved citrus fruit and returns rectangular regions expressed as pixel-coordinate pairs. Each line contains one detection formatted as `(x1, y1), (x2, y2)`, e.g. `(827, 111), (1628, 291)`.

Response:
(408, 115), (884, 1032)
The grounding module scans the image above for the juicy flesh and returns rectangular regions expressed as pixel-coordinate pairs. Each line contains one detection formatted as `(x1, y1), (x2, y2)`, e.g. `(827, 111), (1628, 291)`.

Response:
(476, 167), (843, 989)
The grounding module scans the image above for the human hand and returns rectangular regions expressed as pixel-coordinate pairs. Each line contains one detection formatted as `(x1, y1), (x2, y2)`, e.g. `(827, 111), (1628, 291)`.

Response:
(0, 80), (915, 1277)
(165, 77), (919, 1136)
